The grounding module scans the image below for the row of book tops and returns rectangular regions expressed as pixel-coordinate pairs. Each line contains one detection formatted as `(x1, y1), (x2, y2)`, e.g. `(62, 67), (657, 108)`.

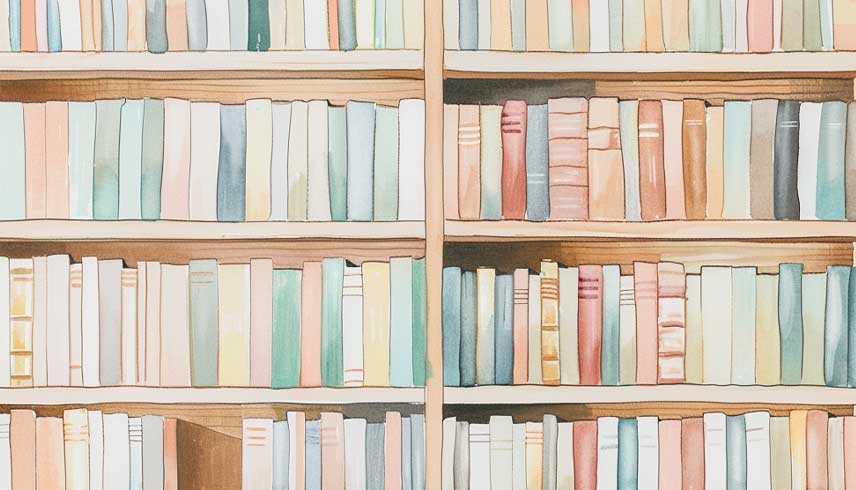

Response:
(442, 261), (854, 388)
(242, 412), (425, 490)
(0, 99), (426, 223)
(0, 255), (426, 389)
(444, 98), (856, 223)
(0, 0), (424, 53)
(442, 410), (856, 489)
(445, 0), (856, 53)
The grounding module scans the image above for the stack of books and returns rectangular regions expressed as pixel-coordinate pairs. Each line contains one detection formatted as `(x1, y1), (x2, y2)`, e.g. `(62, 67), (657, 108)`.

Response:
(443, 409), (855, 489)
(445, 0), (856, 52)
(0, 98), (425, 222)
(445, 99), (856, 222)
(0, 0), (424, 52)
(242, 411), (425, 488)
(0, 408), (177, 489)
(0, 255), (426, 388)
(443, 261), (854, 387)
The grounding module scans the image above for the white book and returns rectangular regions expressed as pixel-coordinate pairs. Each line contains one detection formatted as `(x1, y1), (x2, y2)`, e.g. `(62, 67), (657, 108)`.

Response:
(704, 413), (727, 490)
(343, 266), (365, 387)
(287, 412), (305, 490)
(735, 0), (749, 51)
(69, 263), (83, 386)
(58, 0), (82, 50)
(637, 417), (659, 489)
(556, 422), (574, 490)
(32, 256), (46, 386)
(136, 263), (146, 384)
(398, 99), (426, 221)
(88, 410), (103, 490)
(477, 0), (491, 49)
(443, 0), (459, 49)
(0, 414), (9, 490)
(721, 0), (735, 51)
(0, 2), (8, 51)
(773, 0), (783, 51)
(242, 419), (274, 490)
(469, 424), (491, 489)
(701, 267), (732, 385)
(307, 100), (331, 221)
(455, 422), (470, 490)
(822, 0), (834, 50)
(0, 258), (8, 387)
(228, 0), (248, 50)
(145, 262), (161, 386)
(386, 0), (405, 49)
(489, 416), (513, 490)
(304, 0), (330, 49)
(103, 413), (130, 489)
(270, 103), (291, 221)
(618, 275), (636, 385)
(355, 0), (374, 49)
(559, 267), (580, 385)
(160, 265), (191, 387)
(246, 99), (273, 222)
(685, 274), (702, 384)
(205, 0), (230, 50)
(345, 418), (367, 490)
(589, 0), (610, 52)
(829, 416), (845, 490)
(548, 0), (573, 51)
(121, 268), (137, 385)
(597, 417), (619, 490)
(129, 417), (143, 490)
(442, 418), (456, 490)
(798, 102), (822, 220)
(287, 101), (308, 221)
(744, 412), (771, 490)
(189, 102), (221, 221)
(512, 423), (527, 490)
(528, 275), (542, 384)
(82, 257), (100, 387)
(46, 254), (70, 386)
(269, 0), (286, 49)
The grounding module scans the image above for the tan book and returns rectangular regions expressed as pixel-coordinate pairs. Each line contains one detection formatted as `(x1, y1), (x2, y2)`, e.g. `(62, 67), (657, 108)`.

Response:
(36, 417), (64, 490)
(705, 106), (725, 219)
(643, 0), (666, 51)
(540, 260), (560, 385)
(246, 99), (273, 222)
(682, 100), (707, 220)
(69, 264), (83, 386)
(10, 259), (34, 387)
(120, 268), (137, 385)
(587, 97), (624, 220)
(525, 0), (549, 50)
(491, 0), (512, 49)
(571, 0), (589, 51)
(127, 0), (146, 50)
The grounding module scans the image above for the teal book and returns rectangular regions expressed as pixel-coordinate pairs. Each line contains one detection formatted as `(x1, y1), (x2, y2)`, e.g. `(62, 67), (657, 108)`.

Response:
(338, 0), (357, 50)
(689, 0), (723, 52)
(0, 102), (25, 220)
(118, 99), (144, 220)
(328, 106), (348, 221)
(189, 260), (218, 387)
(186, 0), (208, 50)
(141, 99), (164, 220)
(726, 415), (747, 488)
(346, 101), (376, 221)
(9, 0), (20, 51)
(412, 258), (427, 387)
(321, 258), (344, 387)
(366, 423), (385, 490)
(526, 104), (549, 221)
(69, 102), (96, 220)
(112, 0), (127, 50)
(779, 263), (804, 385)
(601, 265), (621, 386)
(816, 101), (847, 220)
(731, 267), (757, 385)
(443, 267), (462, 387)
(723, 101), (752, 219)
(390, 257), (414, 387)
(460, 270), (477, 387)
(373, 105), (399, 221)
(272, 269), (302, 388)
(146, 0), (167, 53)
(411, 414), (425, 490)
(825, 266), (850, 387)
(402, 417), (412, 490)
(93, 99), (123, 220)
(46, 0), (61, 51)
(494, 273), (513, 385)
(511, 0), (525, 51)
(272, 421), (289, 489)
(608, 0), (623, 51)
(459, 0), (478, 50)
(247, 0), (270, 50)
(617, 418), (638, 490)
(101, 0), (114, 50)
(849, 268), (856, 387)
(305, 420), (321, 490)
(217, 104), (247, 222)
(375, 0), (386, 48)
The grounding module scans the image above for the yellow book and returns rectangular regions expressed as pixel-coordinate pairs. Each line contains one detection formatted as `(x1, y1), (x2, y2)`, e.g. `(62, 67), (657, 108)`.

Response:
(63, 408), (89, 490)
(218, 264), (251, 387)
(10, 259), (33, 387)
(490, 0), (512, 50)
(790, 410), (807, 490)
(705, 106), (725, 219)
(755, 274), (781, 385)
(245, 99), (273, 222)
(540, 260), (560, 386)
(525, 422), (543, 489)
(476, 268), (496, 385)
(363, 262), (391, 386)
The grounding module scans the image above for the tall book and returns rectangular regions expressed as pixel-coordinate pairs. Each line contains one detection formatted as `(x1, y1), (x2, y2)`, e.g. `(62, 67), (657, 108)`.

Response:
(802, 272), (827, 385)
(363, 262), (391, 386)
(501, 101), (527, 220)
(495, 273), (514, 385)
(817, 101), (847, 220)
(808, 411), (832, 489)
(301, 262), (323, 387)
(578, 265), (603, 385)
(596, 417), (619, 488)
(461, 271), (477, 386)
(825, 266), (850, 386)
(548, 98), (589, 220)
(663, 0), (689, 50)
(43, 255), (68, 387)
(703, 413), (727, 489)
(143, 261), (160, 386)
(480, 105), (503, 220)
(88, 410), (103, 490)
(745, 413), (773, 488)
(643, 0), (665, 51)
(273, 269), (301, 388)
(731, 267), (757, 385)
(634, 262), (658, 385)
(443, 267), (462, 387)
(526, 104), (549, 221)
(558, 266), (579, 385)
(189, 260), (218, 387)
(287, 412), (306, 490)
(779, 263), (804, 385)
(617, 418), (638, 489)
(245, 99), (273, 222)
(750, 99), (778, 219)
(102, 413), (130, 489)
(662, 100), (686, 220)
(63, 409), (89, 490)
(398, 101), (425, 219)
(328, 104), (347, 221)
(681, 418), (704, 490)
(588, 97), (624, 220)
(141, 415), (163, 490)
(476, 267), (496, 385)
(620, 100), (642, 221)
(217, 104), (247, 222)
(321, 413), (345, 489)
(638, 417), (660, 489)
(756, 274), (781, 385)
(705, 105), (725, 218)
(160, 98), (191, 220)
(128, 417), (143, 489)
(0, 103), (26, 220)
(659, 420), (682, 488)
(345, 419), (367, 490)
(35, 417), (64, 490)
(97, 259), (121, 386)
(573, 421), (597, 489)
(601, 265), (620, 386)
(117, 99), (143, 220)
(723, 101), (752, 218)
(44, 101), (68, 219)
(160, 265), (190, 387)
(307, 100), (331, 221)
(619, 276), (637, 385)
(685, 274), (703, 384)
(346, 101), (375, 221)
(701, 266), (732, 385)
(540, 260), (561, 385)
(218, 264), (251, 386)
(489, 416), (513, 489)
(798, 102), (822, 219)
(512, 269), (529, 384)
(284, 101), (307, 221)
(250, 258), (273, 387)
(343, 265), (365, 387)
(638, 100), (666, 220)
(657, 262), (686, 384)
(458, 105), (481, 220)
(524, 422), (542, 489)
(526, 0), (549, 51)
(242, 419), (274, 490)
(571, 0), (590, 51)
(681, 99), (707, 219)
(391, 257), (414, 386)
(773, 100), (802, 220)
(725, 415), (747, 489)
(528, 275), (542, 384)
(589, 0), (610, 52)
(120, 267), (137, 385)
(444, 105), (460, 220)
(374, 105), (399, 221)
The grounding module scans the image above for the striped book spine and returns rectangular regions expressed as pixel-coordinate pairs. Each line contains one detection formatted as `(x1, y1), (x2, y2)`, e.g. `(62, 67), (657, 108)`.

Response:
(657, 262), (686, 384)
(512, 269), (528, 384)
(458, 105), (481, 220)
(548, 98), (589, 220)
(587, 97), (624, 220)
(634, 262), (658, 385)
(540, 260), (560, 385)
(578, 265), (603, 385)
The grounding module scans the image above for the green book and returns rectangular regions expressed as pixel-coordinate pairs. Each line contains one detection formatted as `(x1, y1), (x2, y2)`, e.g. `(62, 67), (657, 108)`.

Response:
(803, 0), (822, 50)
(779, 263), (804, 385)
(321, 258), (344, 387)
(141, 99), (164, 221)
(412, 258), (426, 387)
(781, 0), (804, 51)
(443, 267), (462, 387)
(373, 105), (399, 221)
(825, 266), (850, 387)
(272, 269), (302, 388)
(118, 99), (144, 220)
(93, 99), (123, 220)
(328, 106), (348, 222)
(189, 260), (218, 387)
(689, 0), (722, 52)
(802, 272), (827, 385)
(601, 265), (621, 386)
(617, 418), (638, 490)
(816, 101), (847, 220)
(731, 267), (757, 385)
(247, 0), (270, 51)
(390, 257), (414, 387)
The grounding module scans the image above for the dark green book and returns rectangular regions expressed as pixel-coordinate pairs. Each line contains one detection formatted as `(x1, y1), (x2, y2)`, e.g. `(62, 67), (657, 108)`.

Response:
(141, 99), (164, 220)
(247, 0), (270, 51)
(328, 105), (348, 221)
(189, 260), (218, 387)
(443, 267), (462, 387)
(321, 258), (344, 387)
(93, 99), (123, 220)
(460, 270), (477, 387)
(272, 269), (302, 388)
(779, 263), (804, 385)
(412, 258), (427, 387)
(617, 418), (638, 490)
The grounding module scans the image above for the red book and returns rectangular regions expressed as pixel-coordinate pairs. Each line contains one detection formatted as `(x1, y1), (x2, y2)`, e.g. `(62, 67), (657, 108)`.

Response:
(634, 262), (659, 385)
(681, 418), (704, 490)
(548, 98), (589, 220)
(807, 410), (829, 489)
(573, 420), (598, 490)
(501, 100), (527, 220)
(327, 0), (339, 50)
(747, 0), (774, 53)
(512, 269), (529, 384)
(578, 265), (603, 385)
(638, 100), (667, 221)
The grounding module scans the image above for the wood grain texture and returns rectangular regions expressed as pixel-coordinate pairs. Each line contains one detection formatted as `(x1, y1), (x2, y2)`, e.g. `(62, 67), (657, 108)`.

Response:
(176, 419), (241, 490)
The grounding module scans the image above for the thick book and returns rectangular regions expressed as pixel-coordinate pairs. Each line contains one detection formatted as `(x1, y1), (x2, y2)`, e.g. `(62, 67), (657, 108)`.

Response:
(817, 101), (847, 220)
(272, 269), (302, 388)
(363, 262), (391, 386)
(374, 105), (399, 221)
(618, 100), (641, 221)
(480, 105), (503, 220)
(578, 265), (603, 385)
(755, 274), (781, 385)
(540, 261), (561, 385)
(63, 409), (89, 490)
(779, 263), (804, 385)
(807, 411), (829, 488)
(218, 264), (251, 386)
(160, 264), (191, 387)
(731, 267), (757, 385)
(245, 99), (273, 222)
(461, 271), (477, 386)
(790, 410), (808, 488)
(558, 267), (579, 385)
(657, 262), (686, 384)
(458, 105), (482, 220)
(701, 266), (732, 385)
(490, 0), (512, 49)
(189, 260), (218, 387)
(526, 104), (549, 221)
(638, 100), (666, 220)
(301, 262), (323, 387)
(494, 273), (514, 385)
(102, 413), (130, 488)
(391, 257), (414, 386)
(443, 267), (462, 386)
(346, 101), (376, 221)
(663, 0), (689, 50)
(547, 98), (589, 220)
(802, 272), (827, 385)
(774, 100), (801, 219)
(662, 100), (686, 220)
(93, 100), (122, 219)
(705, 106), (725, 218)
(476, 267), (496, 385)
(634, 262), (658, 385)
(501, 101), (527, 220)
(619, 276), (637, 385)
(588, 97), (624, 220)
(681, 418), (704, 489)
(682, 99), (707, 219)
(247, 0), (270, 50)
(217, 104), (247, 222)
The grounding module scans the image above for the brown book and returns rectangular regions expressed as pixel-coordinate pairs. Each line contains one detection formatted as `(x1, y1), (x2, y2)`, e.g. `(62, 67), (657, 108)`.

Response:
(458, 105), (482, 220)
(548, 98), (589, 220)
(587, 97), (624, 220)
(176, 419), (242, 490)
(638, 100), (667, 221)
(682, 100), (707, 220)
(750, 99), (778, 220)
(501, 101), (528, 220)
(571, 0), (590, 51)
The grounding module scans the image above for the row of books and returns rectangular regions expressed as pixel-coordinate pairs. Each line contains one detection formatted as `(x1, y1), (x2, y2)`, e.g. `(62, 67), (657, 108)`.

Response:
(242, 412), (425, 489)
(0, 409), (177, 489)
(443, 261), (856, 387)
(442, 410), (856, 489)
(445, 99), (856, 222)
(0, 255), (426, 389)
(445, 0), (856, 52)
(0, 98), (425, 222)
(0, 0), (424, 52)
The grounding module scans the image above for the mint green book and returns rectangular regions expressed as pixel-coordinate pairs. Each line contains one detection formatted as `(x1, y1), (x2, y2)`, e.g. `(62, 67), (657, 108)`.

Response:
(725, 415), (747, 489)
(189, 260), (218, 387)
(601, 265), (620, 386)
(390, 257), (414, 387)
(782, 0), (804, 51)
(802, 272), (827, 385)
(328, 106), (348, 222)
(820, 0), (834, 50)
(321, 258), (344, 387)
(272, 269), (302, 388)
(617, 418), (638, 490)
(731, 267), (757, 385)
(118, 99), (144, 220)
(723, 101), (752, 219)
(373, 105), (399, 221)
(804, 0), (822, 50)
(68, 102), (96, 220)
(608, 0), (623, 51)
(94, 99), (124, 220)
(141, 99), (164, 221)
(480, 105), (502, 220)
(779, 263), (803, 385)
(689, 0), (723, 52)
(375, 0), (386, 48)
(825, 266), (850, 387)
(547, 0), (573, 51)
(346, 101), (375, 221)
(0, 102), (25, 220)
(816, 101), (847, 220)
(412, 258), (426, 387)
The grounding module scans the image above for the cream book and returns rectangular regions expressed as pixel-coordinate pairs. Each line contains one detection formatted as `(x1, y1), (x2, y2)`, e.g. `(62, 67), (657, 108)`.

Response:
(0, 258), (8, 387)
(559, 266), (580, 385)
(88, 410), (103, 490)
(398, 99), (426, 221)
(102, 413), (130, 489)
(242, 419), (274, 490)
(218, 264), (251, 386)
(120, 268), (137, 386)
(144, 261), (161, 386)
(32, 256), (46, 387)
(46, 255), (70, 386)
(363, 262), (391, 386)
(160, 264), (191, 387)
(744, 411), (771, 490)
(10, 258), (34, 387)
(557, 422), (574, 489)
(343, 265), (365, 387)
(246, 99), (273, 222)
(489, 416), (513, 490)
(307, 100), (331, 221)
(63, 409), (89, 490)
(69, 263), (83, 386)
(701, 267), (732, 385)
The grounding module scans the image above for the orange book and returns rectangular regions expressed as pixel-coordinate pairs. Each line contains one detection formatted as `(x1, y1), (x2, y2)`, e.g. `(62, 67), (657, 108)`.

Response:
(644, 0), (665, 51)
(79, 0), (95, 50)
(657, 262), (686, 384)
(573, 420), (598, 490)
(301, 262), (322, 387)
(571, 0), (589, 51)
(681, 418), (704, 490)
(166, 0), (188, 51)
(20, 0), (36, 51)
(587, 97), (624, 220)
(327, 0), (339, 50)
(662, 100), (686, 220)
(747, 0), (774, 52)
(45, 101), (69, 219)
(164, 418), (178, 490)
(578, 265), (603, 385)
(548, 98), (589, 220)
(35, 417), (64, 490)
(638, 100), (667, 221)
(512, 269), (529, 384)
(458, 105), (481, 220)
(23, 103), (47, 219)
(444, 105), (460, 220)
(659, 420), (682, 488)
(633, 262), (659, 385)
(320, 413), (345, 489)
(845, 417), (856, 487)
(11, 410), (36, 490)
(806, 410), (829, 489)
(525, 0), (549, 50)
(384, 412), (402, 490)
(501, 101), (527, 220)
(682, 100), (707, 220)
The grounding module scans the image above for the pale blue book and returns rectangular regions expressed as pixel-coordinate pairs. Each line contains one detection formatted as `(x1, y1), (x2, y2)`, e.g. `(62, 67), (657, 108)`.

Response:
(723, 101), (752, 218)
(129, 418), (142, 490)
(0, 102), (25, 219)
(46, 0), (61, 51)
(689, 0), (723, 52)
(402, 417), (412, 490)
(526, 104), (549, 221)
(391, 257), (414, 387)
(731, 267), (757, 385)
(460, 270), (477, 387)
(459, 0), (478, 50)
(825, 266), (850, 387)
(9, 0), (20, 51)
(494, 273), (513, 385)
(338, 0), (357, 50)
(101, 0), (114, 51)
(373, 105), (399, 221)
(141, 99), (165, 221)
(617, 418), (638, 490)
(217, 104), (247, 222)
(609, 0), (623, 51)
(411, 414), (425, 490)
(113, 0), (128, 51)
(346, 101), (376, 221)
(272, 421), (289, 490)
(118, 100), (144, 220)
(443, 267), (462, 387)
(779, 263), (804, 385)
(726, 415), (747, 489)
(94, 99), (124, 220)
(511, 0), (525, 50)
(816, 101), (847, 220)
(305, 420), (321, 490)
(69, 102), (96, 219)
(366, 423), (385, 490)
(187, 0), (208, 50)
(271, 103), (291, 221)
(602, 265), (621, 385)
(820, 0), (834, 50)
(375, 0), (386, 48)
(849, 268), (856, 387)
(228, 0), (248, 50)
(620, 101), (641, 221)
(189, 259), (218, 387)
(146, 0), (168, 53)
(548, 0), (573, 51)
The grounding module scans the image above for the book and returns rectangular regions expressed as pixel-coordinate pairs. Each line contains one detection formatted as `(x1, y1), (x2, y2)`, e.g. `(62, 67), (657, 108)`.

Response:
(644, 0), (665, 51)
(458, 105), (482, 219)
(328, 104), (347, 221)
(300, 262), (322, 387)
(589, 0), (610, 52)
(242, 419), (274, 490)
(618, 418), (638, 489)
(346, 101), (375, 221)
(526, 104), (549, 221)
(480, 105), (503, 220)
(623, 0), (645, 51)
(287, 101), (307, 221)
(638, 100), (667, 220)
(217, 104), (247, 222)
(578, 265), (604, 385)
(307, 100), (331, 221)
(659, 420), (682, 488)
(494, 273), (514, 385)
(88, 410), (103, 490)
(120, 267), (137, 385)
(513, 269), (530, 385)
(142, 416), (163, 490)
(443, 267), (462, 386)
(391, 258), (414, 386)
(476, 267), (496, 385)
(501, 101), (527, 219)
(128, 417), (142, 489)
(634, 262), (658, 385)
(374, 105), (399, 221)
(744, 412), (772, 489)
(825, 266), (850, 386)
(774, 100), (801, 219)
(722, 101), (752, 218)
(685, 274), (703, 384)
(817, 101), (847, 220)
(528, 274), (542, 384)
(748, 0), (774, 51)
(572, 0), (590, 51)
(558, 266), (579, 385)
(245, 99), (273, 222)
(345, 419), (367, 490)
(704, 413), (727, 489)
(755, 274), (782, 385)
(189, 260), (218, 387)
(540, 260), (560, 385)
(250, 258), (273, 387)
(44, 101), (68, 218)
(548, 98), (589, 220)
(662, 100), (686, 219)
(680, 99), (707, 220)
(270, 103), (290, 220)
(524, 422), (542, 489)
(619, 275), (637, 385)
(160, 264), (190, 387)
(681, 418), (704, 489)
(788, 410), (808, 488)
(799, 101), (822, 219)
(601, 265), (620, 386)
(489, 416), (513, 489)
(363, 262), (391, 386)
(657, 262), (686, 384)
(400, 99), (426, 221)
(287, 412), (306, 490)
(461, 271), (477, 386)
(161, 98), (191, 220)
(725, 415), (747, 489)
(45, 255), (69, 386)
(444, 106), (460, 219)
(620, 100), (642, 221)
(588, 97), (624, 220)
(637, 417), (659, 489)
(97, 259), (122, 386)
(573, 421), (597, 489)
(321, 413), (345, 489)
(701, 266), (732, 385)
(272, 269), (301, 388)
(750, 99), (778, 219)
(102, 413), (130, 488)
(802, 272), (827, 385)
(731, 267), (757, 385)
(218, 264), (251, 386)
(829, 415), (845, 488)
(144, 261), (160, 386)
(663, 0), (689, 50)
(343, 265), (364, 387)
(596, 417), (619, 488)
(705, 105), (725, 218)
(847, 103), (856, 220)
(0, 103), (26, 219)
(385, 413), (402, 490)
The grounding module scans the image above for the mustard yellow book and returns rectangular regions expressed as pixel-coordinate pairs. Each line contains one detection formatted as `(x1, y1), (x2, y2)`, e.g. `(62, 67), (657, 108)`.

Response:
(363, 262), (391, 386)
(245, 99), (273, 222)
(10, 258), (33, 387)
(218, 264), (251, 387)
(790, 410), (807, 490)
(540, 260), (560, 386)
(63, 408), (89, 490)
(755, 274), (781, 385)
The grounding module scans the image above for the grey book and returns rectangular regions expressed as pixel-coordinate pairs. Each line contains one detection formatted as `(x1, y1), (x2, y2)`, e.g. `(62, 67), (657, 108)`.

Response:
(338, 0), (357, 50)
(526, 104), (549, 221)
(726, 415), (747, 489)
(494, 273), (514, 385)
(542, 415), (558, 490)
(94, 99), (123, 220)
(113, 0), (128, 51)
(774, 100), (801, 220)
(460, 270), (477, 387)
(101, 0), (114, 50)
(402, 417), (412, 490)
(305, 420), (321, 490)
(145, 0), (167, 53)
(217, 105), (247, 222)
(367, 423), (386, 490)
(454, 421), (470, 490)
(186, 0), (208, 50)
(189, 260), (218, 387)
(459, 0), (478, 50)
(346, 102), (376, 221)
(273, 421), (289, 490)
(99, 259), (123, 386)
(142, 416), (164, 490)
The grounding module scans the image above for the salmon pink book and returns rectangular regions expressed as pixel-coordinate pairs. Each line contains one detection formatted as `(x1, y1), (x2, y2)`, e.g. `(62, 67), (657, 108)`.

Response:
(501, 101), (527, 220)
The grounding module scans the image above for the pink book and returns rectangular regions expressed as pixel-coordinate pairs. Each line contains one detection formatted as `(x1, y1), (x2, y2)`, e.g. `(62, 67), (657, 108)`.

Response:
(548, 98), (589, 220)
(634, 262), (659, 385)
(662, 100), (686, 220)
(163, 419), (178, 490)
(44, 101), (69, 219)
(457, 105), (481, 220)
(573, 420), (597, 490)
(24, 103), (46, 219)
(250, 258), (273, 387)
(320, 413), (345, 490)
(681, 418), (704, 490)
(161, 98), (191, 220)
(300, 262), (322, 387)
(35, 417), (64, 490)
(288, 412), (306, 489)
(444, 105), (460, 220)
(11, 410), (36, 490)
(657, 262), (686, 384)
(384, 412), (402, 490)
(578, 265), (603, 385)
(512, 269), (529, 384)
(659, 420), (682, 488)
(747, 0), (774, 53)
(166, 0), (188, 50)
(501, 100), (528, 220)
(807, 410), (829, 489)
(160, 264), (191, 387)
(844, 417), (856, 488)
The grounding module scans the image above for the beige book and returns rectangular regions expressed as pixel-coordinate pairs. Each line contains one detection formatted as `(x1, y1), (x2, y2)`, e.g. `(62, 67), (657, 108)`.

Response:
(755, 274), (781, 385)
(69, 264), (83, 386)
(160, 265), (191, 387)
(363, 262), (391, 386)
(145, 261), (161, 386)
(287, 101), (309, 221)
(705, 106), (725, 219)
(285, 0), (305, 48)
(491, 0), (512, 49)
(136, 263), (147, 384)
(121, 268), (137, 385)
(540, 260), (561, 386)
(46, 254), (70, 386)
(218, 264), (251, 387)
(246, 99), (273, 222)
(307, 100), (332, 221)
(10, 259), (34, 387)
(63, 408), (89, 490)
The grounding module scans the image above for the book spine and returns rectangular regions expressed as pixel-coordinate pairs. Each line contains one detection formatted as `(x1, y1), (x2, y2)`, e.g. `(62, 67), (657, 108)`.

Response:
(662, 100), (686, 220)
(299, 262), (323, 387)
(779, 263), (804, 385)
(96, 259), (121, 386)
(798, 101), (822, 219)
(0, 103), (26, 219)
(510, 0), (525, 50)
(250, 259), (273, 387)
(703, 413), (727, 489)
(829, 415), (846, 488)
(817, 101), (848, 220)
(825, 266), (850, 387)
(63, 409), (89, 490)
(618, 276), (637, 385)
(188, 102), (220, 221)
(540, 261), (560, 385)
(476, 267), (496, 385)
(217, 104), (247, 222)
(489, 416), (513, 489)
(309, 420), (323, 488)
(247, 0), (270, 50)
(807, 410), (829, 488)
(634, 262), (658, 385)
(390, 257), (414, 387)
(745, 412), (772, 488)
(283, 101), (307, 221)
(723, 101), (752, 218)
(833, 0), (856, 48)
(353, 0), (371, 49)
(524, 422), (542, 489)
(571, 0), (589, 51)
(731, 267), (757, 385)
(160, 98), (191, 220)
(271, 269), (301, 388)
(141, 416), (163, 490)
(327, 0), (339, 49)
(701, 266), (733, 385)
(242, 419), (274, 490)
(656, 262), (686, 384)
(120, 267), (138, 386)
(542, 415), (558, 490)
(548, 98), (589, 220)
(461, 271), (477, 386)
(637, 417), (659, 488)
(287, 412), (306, 490)
(587, 97), (624, 220)
(725, 415), (748, 489)
(774, 100), (801, 219)
(35, 417), (64, 489)
(528, 275), (542, 384)
(494, 273), (514, 385)
(126, 0), (146, 51)
(458, 105), (482, 220)
(324, 104), (345, 221)
(117, 100), (143, 220)
(87, 411), (103, 490)
(469, 421), (490, 487)
(589, 0), (610, 52)
(755, 274), (781, 385)
(659, 420), (682, 488)
(374, 105), (400, 221)
(342, 265), (365, 387)
(44, 101), (69, 219)
(45, 255), (70, 387)
(159, 265), (191, 387)
(546, 0), (572, 50)
(748, 0), (774, 51)
(443, 267), (462, 387)
(143, 262), (160, 386)
(490, 0), (511, 49)
(458, 0), (478, 50)
(617, 418), (638, 489)
(23, 103), (46, 218)
(705, 105), (725, 218)
(558, 267), (579, 385)
(845, 418), (856, 488)
(526, 104), (549, 221)
(218, 264), (251, 386)
(643, 0), (665, 51)
(102, 413), (131, 488)
(512, 269), (529, 384)
(385, 413), (402, 490)
(413, 258), (427, 387)
(245, 99), (273, 222)
(638, 100), (667, 220)
(620, 100), (641, 221)
(128, 417), (143, 489)
(363, 262), (391, 386)
(682, 99), (707, 219)
(681, 418), (704, 489)
(501, 101), (527, 220)
(411, 414), (426, 490)
(272, 421), (289, 488)
(140, 99), (164, 220)
(663, 0), (689, 50)
(346, 101), (376, 221)
(477, 0), (490, 49)
(847, 102), (856, 220)
(480, 105), (503, 220)
(595, 417), (618, 489)
(573, 421), (597, 489)
(337, 0), (356, 50)
(804, 0), (823, 50)
(67, 102), (96, 219)
(136, 264), (145, 383)
(444, 0), (459, 49)
(308, 100), (332, 221)
(749, 99), (778, 219)
(685, 274), (703, 384)
(0, 260), (14, 386)
(801, 272), (827, 385)
(345, 419), (367, 489)
(623, 0), (645, 51)
(444, 105), (460, 219)
(578, 265), (603, 385)
(722, 0), (736, 51)
(320, 413), (345, 489)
